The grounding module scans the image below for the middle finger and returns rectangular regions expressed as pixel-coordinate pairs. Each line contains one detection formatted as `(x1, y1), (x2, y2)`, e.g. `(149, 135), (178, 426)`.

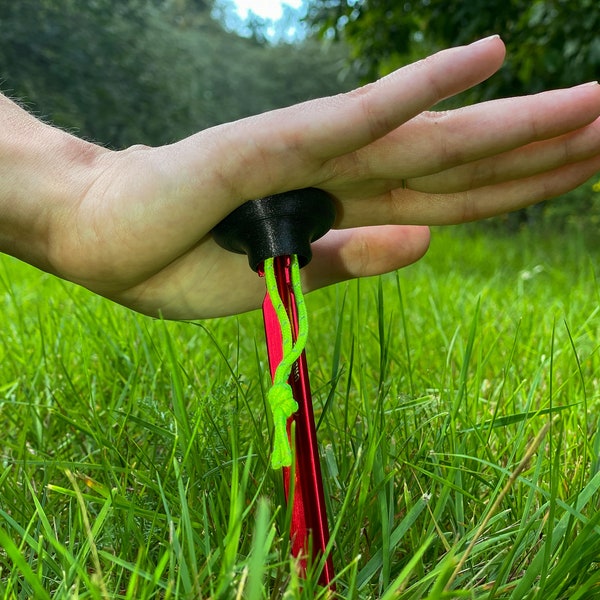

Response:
(323, 83), (600, 190)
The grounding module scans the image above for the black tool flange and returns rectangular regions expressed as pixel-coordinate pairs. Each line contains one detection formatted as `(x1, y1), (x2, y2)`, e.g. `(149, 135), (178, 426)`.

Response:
(212, 188), (336, 272)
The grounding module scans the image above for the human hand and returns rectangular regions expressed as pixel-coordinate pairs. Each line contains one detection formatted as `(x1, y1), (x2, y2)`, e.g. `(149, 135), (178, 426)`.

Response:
(23, 35), (600, 318)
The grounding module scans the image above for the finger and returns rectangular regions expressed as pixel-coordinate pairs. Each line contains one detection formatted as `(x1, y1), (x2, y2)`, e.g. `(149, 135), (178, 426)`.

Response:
(303, 225), (431, 292)
(445, 154), (600, 223)
(410, 116), (600, 194)
(166, 36), (506, 207)
(338, 154), (600, 227)
(406, 83), (600, 176)
(273, 35), (506, 162)
(326, 83), (600, 191)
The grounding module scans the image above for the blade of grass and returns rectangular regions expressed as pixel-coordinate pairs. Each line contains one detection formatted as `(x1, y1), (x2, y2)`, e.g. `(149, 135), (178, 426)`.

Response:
(245, 497), (275, 600)
(357, 492), (430, 590)
(445, 418), (553, 592)
(379, 535), (435, 600)
(0, 525), (51, 600)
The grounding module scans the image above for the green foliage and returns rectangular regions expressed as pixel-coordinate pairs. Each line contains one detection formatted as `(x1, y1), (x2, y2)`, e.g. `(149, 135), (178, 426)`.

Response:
(0, 0), (356, 148)
(308, 0), (600, 98)
(307, 0), (600, 225)
(0, 0), (187, 147)
(1, 226), (599, 597)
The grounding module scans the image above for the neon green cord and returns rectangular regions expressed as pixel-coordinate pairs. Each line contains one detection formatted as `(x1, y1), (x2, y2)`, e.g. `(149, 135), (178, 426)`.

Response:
(264, 255), (308, 469)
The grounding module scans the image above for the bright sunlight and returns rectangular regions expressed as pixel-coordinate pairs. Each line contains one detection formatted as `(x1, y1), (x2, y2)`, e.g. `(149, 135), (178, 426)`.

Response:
(233, 0), (302, 20)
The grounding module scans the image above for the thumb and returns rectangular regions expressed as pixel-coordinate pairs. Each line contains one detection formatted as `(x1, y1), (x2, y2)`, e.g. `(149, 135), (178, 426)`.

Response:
(303, 225), (431, 292)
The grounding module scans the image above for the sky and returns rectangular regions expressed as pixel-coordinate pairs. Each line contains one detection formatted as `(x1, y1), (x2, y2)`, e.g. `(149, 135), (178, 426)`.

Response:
(232, 0), (303, 20)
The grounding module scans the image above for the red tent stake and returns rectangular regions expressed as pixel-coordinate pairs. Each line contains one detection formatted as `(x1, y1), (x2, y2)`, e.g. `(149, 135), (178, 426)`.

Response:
(261, 255), (335, 588)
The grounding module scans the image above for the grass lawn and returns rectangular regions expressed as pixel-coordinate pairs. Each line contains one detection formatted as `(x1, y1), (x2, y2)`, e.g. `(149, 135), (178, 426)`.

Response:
(0, 224), (599, 599)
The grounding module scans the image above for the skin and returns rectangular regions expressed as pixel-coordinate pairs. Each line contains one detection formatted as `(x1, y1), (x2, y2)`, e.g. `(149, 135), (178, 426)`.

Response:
(0, 35), (599, 319)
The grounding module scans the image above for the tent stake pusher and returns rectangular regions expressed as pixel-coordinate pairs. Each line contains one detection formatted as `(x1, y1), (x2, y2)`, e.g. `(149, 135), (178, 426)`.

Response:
(213, 189), (336, 587)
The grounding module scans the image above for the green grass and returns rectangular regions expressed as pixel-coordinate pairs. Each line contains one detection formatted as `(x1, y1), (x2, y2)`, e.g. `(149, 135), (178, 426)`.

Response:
(1, 225), (599, 599)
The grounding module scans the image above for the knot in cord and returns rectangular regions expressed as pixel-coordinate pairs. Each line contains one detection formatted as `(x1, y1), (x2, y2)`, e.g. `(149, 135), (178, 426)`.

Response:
(267, 382), (298, 469)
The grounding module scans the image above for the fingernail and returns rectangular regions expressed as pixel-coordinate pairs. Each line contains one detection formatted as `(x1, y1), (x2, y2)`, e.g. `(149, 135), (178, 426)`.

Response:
(575, 81), (600, 88)
(471, 34), (501, 45)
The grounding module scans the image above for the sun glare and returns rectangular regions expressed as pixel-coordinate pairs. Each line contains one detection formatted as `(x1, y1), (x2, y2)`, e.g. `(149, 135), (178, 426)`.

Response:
(233, 0), (302, 20)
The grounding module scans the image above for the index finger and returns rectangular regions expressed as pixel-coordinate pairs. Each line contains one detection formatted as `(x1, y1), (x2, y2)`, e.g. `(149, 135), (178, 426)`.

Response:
(170, 36), (507, 207)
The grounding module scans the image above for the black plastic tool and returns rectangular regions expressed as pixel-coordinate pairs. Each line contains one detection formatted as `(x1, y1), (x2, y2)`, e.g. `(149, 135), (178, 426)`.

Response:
(212, 188), (336, 271)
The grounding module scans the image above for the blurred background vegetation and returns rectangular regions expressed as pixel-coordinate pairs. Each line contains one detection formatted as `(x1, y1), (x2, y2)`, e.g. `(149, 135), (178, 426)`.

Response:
(0, 0), (356, 148)
(0, 0), (598, 228)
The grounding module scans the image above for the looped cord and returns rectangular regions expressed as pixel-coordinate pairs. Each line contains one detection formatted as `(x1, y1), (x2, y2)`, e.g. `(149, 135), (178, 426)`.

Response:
(264, 255), (308, 469)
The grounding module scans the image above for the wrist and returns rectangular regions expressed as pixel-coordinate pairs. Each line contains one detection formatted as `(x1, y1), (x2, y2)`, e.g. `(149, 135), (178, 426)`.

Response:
(0, 95), (108, 273)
